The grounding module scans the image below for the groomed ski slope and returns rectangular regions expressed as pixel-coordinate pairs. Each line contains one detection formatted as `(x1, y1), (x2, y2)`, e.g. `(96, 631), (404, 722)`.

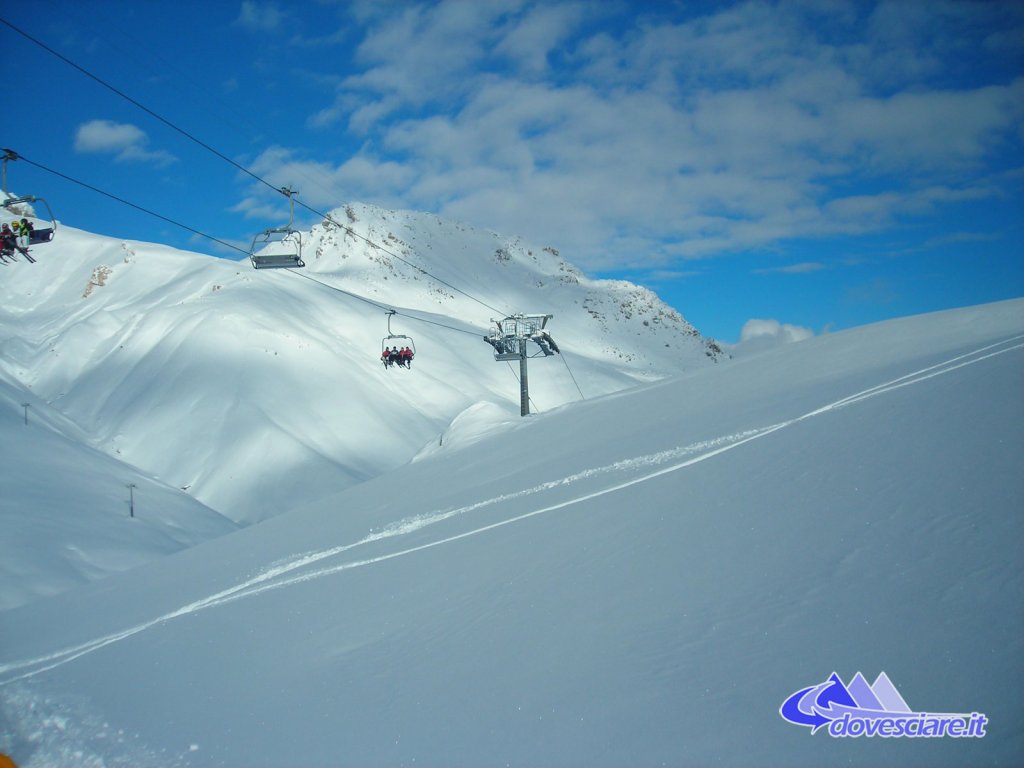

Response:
(1, 299), (1022, 767)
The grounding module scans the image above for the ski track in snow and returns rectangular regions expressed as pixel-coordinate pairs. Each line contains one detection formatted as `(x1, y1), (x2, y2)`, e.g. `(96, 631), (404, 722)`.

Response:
(2, 335), (1022, 684)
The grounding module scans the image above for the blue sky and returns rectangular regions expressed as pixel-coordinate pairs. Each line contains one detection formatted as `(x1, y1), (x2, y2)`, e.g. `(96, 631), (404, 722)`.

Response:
(2, 0), (1022, 342)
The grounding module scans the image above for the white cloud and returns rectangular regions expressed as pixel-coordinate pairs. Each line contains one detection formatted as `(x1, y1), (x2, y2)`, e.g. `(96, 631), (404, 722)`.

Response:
(233, 146), (415, 224)
(73, 120), (176, 167)
(824, 82), (1024, 172)
(493, 2), (588, 75)
(754, 262), (826, 275)
(74, 120), (146, 153)
(740, 319), (814, 344)
(729, 319), (815, 357)
(642, 269), (703, 281)
(343, 0), (520, 113)
(236, 1), (284, 32)
(274, 1), (1023, 272)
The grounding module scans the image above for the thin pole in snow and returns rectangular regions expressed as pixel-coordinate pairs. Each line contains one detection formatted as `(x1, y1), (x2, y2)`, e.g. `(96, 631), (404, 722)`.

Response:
(127, 483), (136, 518)
(21, 403), (30, 425)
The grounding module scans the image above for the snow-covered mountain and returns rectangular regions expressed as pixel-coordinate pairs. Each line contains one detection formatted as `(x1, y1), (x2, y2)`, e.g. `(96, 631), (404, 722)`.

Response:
(1, 297), (1021, 767)
(0, 202), (722, 535)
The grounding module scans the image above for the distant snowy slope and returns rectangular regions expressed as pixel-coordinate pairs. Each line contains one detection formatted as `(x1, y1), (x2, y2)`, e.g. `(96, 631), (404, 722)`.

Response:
(305, 203), (718, 369)
(1, 300), (1020, 767)
(0, 370), (237, 611)
(0, 205), (721, 526)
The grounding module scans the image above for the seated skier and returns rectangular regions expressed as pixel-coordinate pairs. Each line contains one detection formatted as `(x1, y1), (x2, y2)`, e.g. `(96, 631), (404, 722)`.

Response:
(399, 346), (414, 369)
(16, 219), (33, 250)
(0, 224), (16, 262)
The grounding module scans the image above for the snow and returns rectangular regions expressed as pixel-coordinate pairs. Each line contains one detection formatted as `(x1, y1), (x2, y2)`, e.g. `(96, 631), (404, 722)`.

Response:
(0, 370), (237, 611)
(1, 202), (720, 532)
(1, 203), (1023, 766)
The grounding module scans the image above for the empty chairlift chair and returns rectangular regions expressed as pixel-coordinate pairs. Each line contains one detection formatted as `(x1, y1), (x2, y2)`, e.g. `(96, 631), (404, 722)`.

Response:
(250, 227), (304, 269)
(249, 186), (305, 270)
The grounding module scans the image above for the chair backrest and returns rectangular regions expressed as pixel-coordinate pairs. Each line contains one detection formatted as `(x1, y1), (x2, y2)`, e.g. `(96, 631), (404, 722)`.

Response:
(29, 228), (54, 244)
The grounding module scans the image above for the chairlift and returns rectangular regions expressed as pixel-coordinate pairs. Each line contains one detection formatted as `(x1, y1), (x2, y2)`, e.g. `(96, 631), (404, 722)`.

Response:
(250, 227), (303, 269)
(381, 310), (416, 369)
(249, 186), (304, 270)
(2, 149), (57, 244)
(484, 314), (557, 360)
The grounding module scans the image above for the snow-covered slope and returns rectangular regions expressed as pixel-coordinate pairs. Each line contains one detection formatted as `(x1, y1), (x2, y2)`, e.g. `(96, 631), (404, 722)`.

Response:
(0, 204), (721, 530)
(1, 299), (1020, 767)
(305, 203), (718, 369)
(0, 369), (237, 611)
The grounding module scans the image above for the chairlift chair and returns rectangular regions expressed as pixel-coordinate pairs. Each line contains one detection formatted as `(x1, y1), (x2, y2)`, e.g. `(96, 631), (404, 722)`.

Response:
(2, 195), (57, 244)
(249, 186), (305, 269)
(249, 227), (304, 269)
(381, 310), (416, 367)
(2, 150), (58, 245)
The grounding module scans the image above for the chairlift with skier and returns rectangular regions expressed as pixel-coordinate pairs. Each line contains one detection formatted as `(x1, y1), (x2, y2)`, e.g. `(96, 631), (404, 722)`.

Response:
(381, 310), (416, 369)
(2, 149), (57, 246)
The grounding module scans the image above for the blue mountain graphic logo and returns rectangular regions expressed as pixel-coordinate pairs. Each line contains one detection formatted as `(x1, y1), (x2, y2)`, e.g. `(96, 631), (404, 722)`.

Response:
(779, 672), (988, 739)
